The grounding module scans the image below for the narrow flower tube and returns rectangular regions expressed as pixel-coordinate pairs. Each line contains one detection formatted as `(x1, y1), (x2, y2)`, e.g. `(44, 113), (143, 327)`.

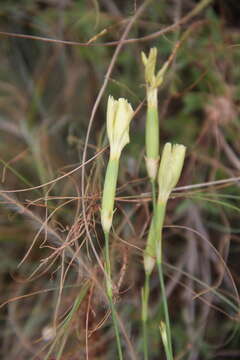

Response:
(101, 96), (134, 234)
(101, 158), (119, 234)
(142, 48), (170, 180)
(144, 201), (166, 274)
(144, 142), (186, 274)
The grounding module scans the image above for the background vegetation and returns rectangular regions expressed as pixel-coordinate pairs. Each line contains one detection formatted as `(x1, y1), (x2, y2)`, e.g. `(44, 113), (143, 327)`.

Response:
(0, 0), (240, 359)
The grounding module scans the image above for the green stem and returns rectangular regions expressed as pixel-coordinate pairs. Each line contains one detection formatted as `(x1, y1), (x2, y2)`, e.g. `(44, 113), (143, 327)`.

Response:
(143, 318), (148, 360)
(145, 104), (159, 181)
(157, 261), (173, 360)
(144, 201), (166, 269)
(101, 158), (119, 233)
(151, 180), (157, 212)
(154, 200), (173, 360)
(146, 105), (159, 161)
(142, 273), (150, 360)
(104, 231), (123, 360)
(109, 296), (123, 360)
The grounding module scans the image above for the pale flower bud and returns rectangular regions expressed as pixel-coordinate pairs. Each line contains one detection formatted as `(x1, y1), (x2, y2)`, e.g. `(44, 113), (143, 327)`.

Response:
(107, 96), (134, 160)
(101, 95), (134, 233)
(158, 143), (186, 203)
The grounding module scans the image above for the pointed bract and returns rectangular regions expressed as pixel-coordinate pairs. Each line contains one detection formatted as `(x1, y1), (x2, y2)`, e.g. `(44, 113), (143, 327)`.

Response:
(142, 47), (157, 87)
(141, 51), (148, 66)
(142, 47), (170, 91)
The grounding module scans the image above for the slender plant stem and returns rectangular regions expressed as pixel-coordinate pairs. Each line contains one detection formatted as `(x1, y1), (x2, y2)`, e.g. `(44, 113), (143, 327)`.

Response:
(142, 272), (150, 360)
(109, 296), (123, 360)
(153, 200), (173, 360)
(104, 231), (123, 360)
(157, 260), (173, 360)
(142, 178), (156, 359)
(143, 318), (148, 360)
(146, 105), (159, 158)
(151, 180), (157, 212)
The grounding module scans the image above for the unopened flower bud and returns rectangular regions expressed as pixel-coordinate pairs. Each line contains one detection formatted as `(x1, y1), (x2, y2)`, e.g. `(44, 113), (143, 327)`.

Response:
(158, 143), (186, 203)
(101, 96), (134, 233)
(107, 95), (134, 160)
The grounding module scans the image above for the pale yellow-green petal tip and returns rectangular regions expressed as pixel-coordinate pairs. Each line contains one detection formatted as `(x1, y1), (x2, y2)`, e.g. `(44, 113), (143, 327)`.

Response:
(144, 254), (156, 275)
(106, 95), (134, 159)
(158, 142), (186, 202)
(101, 208), (113, 234)
(145, 156), (159, 181)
